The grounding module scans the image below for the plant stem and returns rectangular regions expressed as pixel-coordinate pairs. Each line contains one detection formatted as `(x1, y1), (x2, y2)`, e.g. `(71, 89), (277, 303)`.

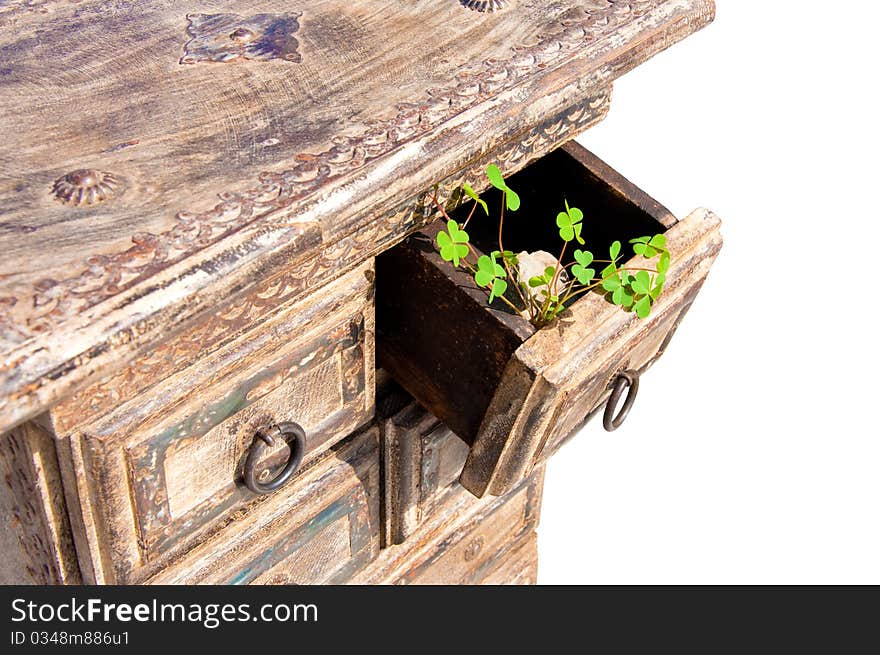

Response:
(431, 190), (453, 223)
(461, 199), (479, 231)
(538, 241), (568, 322)
(494, 293), (522, 313)
(497, 192), (530, 316)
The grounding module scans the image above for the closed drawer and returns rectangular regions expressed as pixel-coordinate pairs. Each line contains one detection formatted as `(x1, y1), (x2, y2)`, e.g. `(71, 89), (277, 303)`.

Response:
(148, 427), (380, 585)
(377, 143), (722, 497)
(64, 261), (375, 583)
(480, 531), (538, 585)
(380, 393), (471, 546)
(391, 467), (543, 585)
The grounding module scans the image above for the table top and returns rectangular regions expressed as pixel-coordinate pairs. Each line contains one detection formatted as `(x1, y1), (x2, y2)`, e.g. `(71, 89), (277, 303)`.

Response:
(0, 0), (714, 431)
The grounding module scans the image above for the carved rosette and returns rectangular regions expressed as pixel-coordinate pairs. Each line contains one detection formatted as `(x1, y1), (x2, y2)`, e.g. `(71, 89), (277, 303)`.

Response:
(460, 0), (508, 12)
(51, 169), (123, 206)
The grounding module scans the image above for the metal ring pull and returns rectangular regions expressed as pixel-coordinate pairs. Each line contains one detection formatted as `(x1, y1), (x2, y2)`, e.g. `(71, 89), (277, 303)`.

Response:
(243, 422), (306, 495)
(603, 370), (640, 432)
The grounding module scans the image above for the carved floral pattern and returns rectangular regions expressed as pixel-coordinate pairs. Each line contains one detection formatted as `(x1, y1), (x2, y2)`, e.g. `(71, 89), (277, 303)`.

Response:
(180, 12), (303, 65)
(459, 0), (509, 12)
(0, 1), (663, 348)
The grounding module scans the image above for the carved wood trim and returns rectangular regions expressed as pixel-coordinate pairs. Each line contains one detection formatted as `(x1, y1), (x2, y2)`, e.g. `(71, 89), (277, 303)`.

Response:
(0, 1), (691, 346)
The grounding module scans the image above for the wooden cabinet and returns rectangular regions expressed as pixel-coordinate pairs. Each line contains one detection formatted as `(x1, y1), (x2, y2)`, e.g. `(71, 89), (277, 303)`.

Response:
(392, 470), (542, 585)
(0, 0), (718, 584)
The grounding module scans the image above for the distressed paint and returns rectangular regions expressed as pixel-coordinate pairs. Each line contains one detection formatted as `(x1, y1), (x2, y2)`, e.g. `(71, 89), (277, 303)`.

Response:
(0, 0), (718, 586)
(67, 263), (375, 583)
(0, 0), (716, 433)
(146, 426), (380, 585)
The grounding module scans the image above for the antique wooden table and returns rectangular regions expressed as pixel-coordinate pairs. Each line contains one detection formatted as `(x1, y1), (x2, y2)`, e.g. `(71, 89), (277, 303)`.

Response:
(0, 0), (720, 584)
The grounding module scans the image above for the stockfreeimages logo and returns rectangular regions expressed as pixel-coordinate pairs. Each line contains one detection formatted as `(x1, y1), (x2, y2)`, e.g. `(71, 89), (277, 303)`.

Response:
(11, 598), (318, 630)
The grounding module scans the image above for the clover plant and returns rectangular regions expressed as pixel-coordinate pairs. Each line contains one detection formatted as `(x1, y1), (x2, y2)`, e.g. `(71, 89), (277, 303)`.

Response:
(432, 164), (670, 328)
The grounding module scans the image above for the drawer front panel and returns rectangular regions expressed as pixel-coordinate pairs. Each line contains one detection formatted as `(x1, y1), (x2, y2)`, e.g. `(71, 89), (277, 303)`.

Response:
(456, 145), (722, 497)
(463, 208), (721, 497)
(149, 427), (380, 585)
(74, 261), (375, 583)
(0, 422), (81, 584)
(479, 531), (538, 585)
(381, 398), (471, 546)
(393, 467), (543, 585)
(539, 295), (699, 460)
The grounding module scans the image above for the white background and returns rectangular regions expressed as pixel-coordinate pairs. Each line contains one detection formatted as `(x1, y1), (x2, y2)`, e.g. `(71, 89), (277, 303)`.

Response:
(539, 1), (880, 584)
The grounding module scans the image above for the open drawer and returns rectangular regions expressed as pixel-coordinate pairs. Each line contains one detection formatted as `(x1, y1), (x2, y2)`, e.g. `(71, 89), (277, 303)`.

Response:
(376, 142), (722, 497)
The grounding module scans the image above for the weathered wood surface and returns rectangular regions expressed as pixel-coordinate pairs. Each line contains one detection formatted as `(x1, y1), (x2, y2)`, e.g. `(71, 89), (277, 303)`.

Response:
(147, 426), (380, 584)
(0, 0), (716, 433)
(480, 531), (539, 585)
(378, 143), (723, 497)
(56, 261), (375, 584)
(0, 421), (80, 583)
(353, 465), (543, 585)
(381, 398), (472, 546)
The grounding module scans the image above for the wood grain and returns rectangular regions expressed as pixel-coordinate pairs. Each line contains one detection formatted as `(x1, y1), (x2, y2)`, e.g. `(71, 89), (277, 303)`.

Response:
(354, 465), (544, 585)
(0, 0), (716, 433)
(0, 421), (80, 583)
(60, 260), (375, 583)
(480, 531), (539, 585)
(147, 426), (380, 585)
(381, 399), (472, 546)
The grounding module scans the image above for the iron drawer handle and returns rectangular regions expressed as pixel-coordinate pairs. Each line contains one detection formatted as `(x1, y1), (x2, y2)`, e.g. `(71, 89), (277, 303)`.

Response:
(243, 422), (306, 495)
(603, 370), (640, 432)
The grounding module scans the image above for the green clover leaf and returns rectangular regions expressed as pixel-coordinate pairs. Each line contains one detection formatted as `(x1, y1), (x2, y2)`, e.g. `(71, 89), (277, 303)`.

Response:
(436, 219), (470, 267)
(657, 250), (671, 275)
(505, 188), (521, 211)
(602, 273), (622, 292)
(556, 202), (585, 244)
(474, 252), (508, 303)
(631, 233), (668, 258)
(634, 296), (652, 319)
(485, 163), (505, 190)
(490, 278), (508, 303)
(601, 262), (618, 279)
(612, 285), (634, 308)
(631, 271), (652, 295)
(609, 240), (621, 260)
(650, 234), (667, 249)
(572, 249), (595, 284)
(494, 250), (518, 267)
(474, 253), (506, 287)
(485, 164), (520, 211)
(462, 183), (488, 215)
(474, 256), (494, 287)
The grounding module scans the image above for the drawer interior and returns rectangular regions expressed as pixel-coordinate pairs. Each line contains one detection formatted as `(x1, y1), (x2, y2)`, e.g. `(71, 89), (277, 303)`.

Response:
(461, 146), (673, 270)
